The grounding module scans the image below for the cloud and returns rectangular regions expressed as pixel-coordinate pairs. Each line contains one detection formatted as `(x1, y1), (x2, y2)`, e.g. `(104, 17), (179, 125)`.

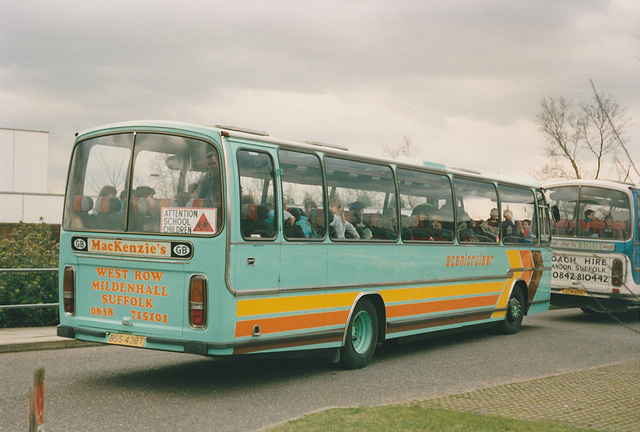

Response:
(1, 0), (638, 189)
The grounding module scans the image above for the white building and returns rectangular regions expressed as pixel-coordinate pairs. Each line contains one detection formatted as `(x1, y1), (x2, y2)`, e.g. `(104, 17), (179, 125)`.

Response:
(0, 127), (64, 224)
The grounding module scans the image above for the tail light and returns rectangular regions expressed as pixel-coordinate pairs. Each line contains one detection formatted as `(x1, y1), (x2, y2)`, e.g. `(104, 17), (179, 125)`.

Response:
(611, 259), (623, 287)
(63, 266), (76, 316)
(189, 275), (208, 329)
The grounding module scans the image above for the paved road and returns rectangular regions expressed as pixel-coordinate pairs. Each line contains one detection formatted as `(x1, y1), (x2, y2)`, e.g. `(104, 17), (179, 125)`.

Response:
(1, 308), (638, 431)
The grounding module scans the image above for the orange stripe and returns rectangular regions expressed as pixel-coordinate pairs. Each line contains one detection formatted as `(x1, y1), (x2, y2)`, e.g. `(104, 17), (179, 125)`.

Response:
(519, 250), (533, 284)
(520, 249), (533, 268)
(388, 311), (493, 334)
(387, 295), (499, 319)
(324, 310), (351, 327)
(234, 335), (343, 355)
(235, 310), (348, 338)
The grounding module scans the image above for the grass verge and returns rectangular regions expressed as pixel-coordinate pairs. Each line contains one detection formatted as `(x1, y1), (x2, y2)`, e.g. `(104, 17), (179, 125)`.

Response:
(265, 405), (605, 432)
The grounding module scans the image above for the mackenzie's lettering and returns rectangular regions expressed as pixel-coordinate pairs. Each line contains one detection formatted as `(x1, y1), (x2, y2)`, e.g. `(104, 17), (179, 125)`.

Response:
(90, 239), (168, 255)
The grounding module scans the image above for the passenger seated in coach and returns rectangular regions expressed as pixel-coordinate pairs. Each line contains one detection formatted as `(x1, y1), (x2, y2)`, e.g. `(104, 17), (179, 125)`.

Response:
(195, 152), (222, 207)
(99, 185), (117, 198)
(329, 198), (360, 239)
(173, 191), (192, 207)
(602, 214), (615, 238)
(348, 201), (367, 229)
(281, 198), (305, 238)
(295, 200), (319, 238)
(522, 219), (535, 243)
(91, 185), (118, 214)
(95, 185), (122, 229)
(456, 208), (475, 243)
(131, 186), (160, 232)
(480, 208), (500, 239)
(583, 209), (598, 237)
(501, 209), (522, 241)
(378, 207), (398, 230)
(347, 201), (373, 238)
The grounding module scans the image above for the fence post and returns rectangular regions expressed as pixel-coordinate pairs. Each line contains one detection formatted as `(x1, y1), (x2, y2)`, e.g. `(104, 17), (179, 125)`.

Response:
(29, 367), (45, 432)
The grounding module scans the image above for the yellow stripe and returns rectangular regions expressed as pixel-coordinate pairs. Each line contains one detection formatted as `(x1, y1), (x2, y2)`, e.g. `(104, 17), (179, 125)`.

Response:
(491, 279), (512, 319)
(376, 286), (418, 303)
(237, 294), (325, 317)
(492, 249), (526, 319)
(238, 279), (512, 318)
(455, 281), (505, 296)
(507, 249), (523, 269)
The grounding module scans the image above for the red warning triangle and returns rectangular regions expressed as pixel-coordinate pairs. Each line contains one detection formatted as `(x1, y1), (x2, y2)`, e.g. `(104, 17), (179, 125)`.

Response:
(193, 212), (214, 232)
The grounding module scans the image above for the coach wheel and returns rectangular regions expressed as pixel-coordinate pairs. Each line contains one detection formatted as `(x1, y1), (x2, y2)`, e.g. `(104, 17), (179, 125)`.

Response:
(340, 299), (378, 369)
(497, 287), (524, 335)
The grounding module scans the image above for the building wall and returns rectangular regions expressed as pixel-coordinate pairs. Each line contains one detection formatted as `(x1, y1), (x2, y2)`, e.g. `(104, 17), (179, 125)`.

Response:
(0, 192), (64, 224)
(0, 128), (49, 193)
(0, 128), (64, 224)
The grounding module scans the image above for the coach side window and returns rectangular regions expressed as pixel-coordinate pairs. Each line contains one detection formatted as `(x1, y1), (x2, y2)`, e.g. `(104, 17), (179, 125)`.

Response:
(453, 178), (499, 243)
(237, 150), (277, 240)
(499, 185), (536, 244)
(324, 157), (397, 240)
(546, 186), (579, 237)
(397, 168), (454, 242)
(536, 190), (551, 244)
(278, 149), (326, 240)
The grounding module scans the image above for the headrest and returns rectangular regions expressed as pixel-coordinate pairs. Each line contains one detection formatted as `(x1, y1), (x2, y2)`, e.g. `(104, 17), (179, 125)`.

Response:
(411, 204), (435, 216)
(349, 201), (365, 212)
(289, 207), (303, 221)
(308, 208), (325, 226)
(131, 197), (149, 215)
(157, 198), (182, 208)
(95, 196), (121, 214)
(242, 203), (258, 221)
(343, 210), (354, 222)
(610, 221), (626, 230)
(72, 196), (94, 212)
(188, 198), (205, 208)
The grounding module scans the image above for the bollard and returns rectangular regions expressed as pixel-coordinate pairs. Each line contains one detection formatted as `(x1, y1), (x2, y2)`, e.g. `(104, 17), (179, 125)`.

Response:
(29, 367), (45, 432)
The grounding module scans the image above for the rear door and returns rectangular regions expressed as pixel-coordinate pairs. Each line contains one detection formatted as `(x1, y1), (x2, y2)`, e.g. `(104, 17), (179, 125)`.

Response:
(71, 236), (188, 338)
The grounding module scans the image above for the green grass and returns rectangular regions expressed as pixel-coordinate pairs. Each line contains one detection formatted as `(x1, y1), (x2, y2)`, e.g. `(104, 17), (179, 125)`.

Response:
(266, 405), (605, 432)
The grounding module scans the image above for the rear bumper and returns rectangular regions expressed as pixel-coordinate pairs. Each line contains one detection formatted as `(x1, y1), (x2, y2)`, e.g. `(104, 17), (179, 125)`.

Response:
(550, 291), (639, 312)
(57, 325), (209, 354)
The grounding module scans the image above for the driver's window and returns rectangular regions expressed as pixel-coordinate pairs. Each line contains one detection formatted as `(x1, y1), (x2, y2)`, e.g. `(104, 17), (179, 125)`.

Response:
(453, 178), (499, 244)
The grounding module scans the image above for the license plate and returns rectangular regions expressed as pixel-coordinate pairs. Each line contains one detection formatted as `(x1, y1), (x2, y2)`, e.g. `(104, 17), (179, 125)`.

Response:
(107, 333), (146, 347)
(561, 288), (586, 296)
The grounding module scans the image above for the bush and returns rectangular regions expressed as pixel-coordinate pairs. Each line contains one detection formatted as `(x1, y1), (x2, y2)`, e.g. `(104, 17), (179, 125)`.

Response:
(0, 221), (60, 327)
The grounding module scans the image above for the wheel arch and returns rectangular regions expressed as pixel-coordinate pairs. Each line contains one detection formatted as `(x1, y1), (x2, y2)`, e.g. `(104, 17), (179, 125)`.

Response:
(512, 279), (530, 315)
(341, 292), (386, 346)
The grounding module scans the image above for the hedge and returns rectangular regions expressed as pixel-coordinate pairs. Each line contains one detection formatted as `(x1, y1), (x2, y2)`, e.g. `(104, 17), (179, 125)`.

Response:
(0, 221), (60, 327)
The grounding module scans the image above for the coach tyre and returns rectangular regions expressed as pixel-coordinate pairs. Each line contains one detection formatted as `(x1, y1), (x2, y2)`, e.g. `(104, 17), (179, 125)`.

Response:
(340, 298), (379, 369)
(497, 286), (524, 335)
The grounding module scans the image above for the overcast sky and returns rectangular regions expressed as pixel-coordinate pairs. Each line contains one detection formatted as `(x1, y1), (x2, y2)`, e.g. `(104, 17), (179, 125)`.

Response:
(2, 0), (639, 192)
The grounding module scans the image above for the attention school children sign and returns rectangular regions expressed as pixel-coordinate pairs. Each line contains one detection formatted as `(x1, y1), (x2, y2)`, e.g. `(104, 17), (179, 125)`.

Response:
(161, 207), (217, 235)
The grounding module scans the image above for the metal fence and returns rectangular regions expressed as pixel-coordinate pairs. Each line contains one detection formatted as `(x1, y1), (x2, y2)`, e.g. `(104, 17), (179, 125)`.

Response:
(0, 268), (59, 309)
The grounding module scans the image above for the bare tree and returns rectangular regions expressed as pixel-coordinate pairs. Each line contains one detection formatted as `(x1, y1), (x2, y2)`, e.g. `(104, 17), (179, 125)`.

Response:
(536, 84), (634, 182)
(536, 96), (582, 179)
(85, 152), (128, 195)
(383, 134), (417, 159)
(590, 79), (640, 181)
